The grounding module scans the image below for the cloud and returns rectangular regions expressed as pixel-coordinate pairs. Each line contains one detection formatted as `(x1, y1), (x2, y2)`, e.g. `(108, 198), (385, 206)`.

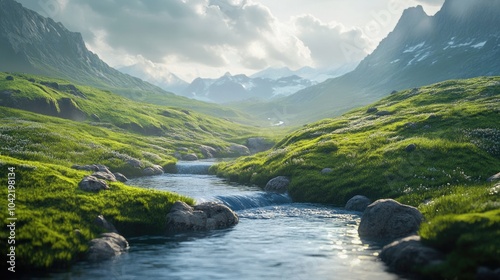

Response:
(415, 0), (445, 6)
(292, 15), (371, 67)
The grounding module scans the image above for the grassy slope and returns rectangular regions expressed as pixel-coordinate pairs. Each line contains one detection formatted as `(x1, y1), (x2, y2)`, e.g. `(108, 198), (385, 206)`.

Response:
(213, 76), (500, 278)
(0, 72), (284, 271)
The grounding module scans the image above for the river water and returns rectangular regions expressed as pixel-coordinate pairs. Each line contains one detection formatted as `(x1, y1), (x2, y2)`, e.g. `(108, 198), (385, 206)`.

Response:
(44, 161), (400, 280)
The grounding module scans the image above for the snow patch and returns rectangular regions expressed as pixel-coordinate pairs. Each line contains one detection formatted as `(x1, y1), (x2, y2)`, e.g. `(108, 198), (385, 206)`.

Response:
(403, 42), (426, 53)
(472, 41), (487, 49)
(390, 59), (400, 64)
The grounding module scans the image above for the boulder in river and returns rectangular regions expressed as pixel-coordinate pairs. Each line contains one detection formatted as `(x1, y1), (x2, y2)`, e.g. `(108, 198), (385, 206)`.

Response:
(345, 195), (371, 212)
(87, 232), (129, 262)
(358, 199), (423, 241)
(113, 172), (128, 182)
(182, 153), (199, 161)
(380, 235), (444, 274)
(264, 176), (290, 194)
(166, 201), (238, 233)
(142, 165), (164, 176)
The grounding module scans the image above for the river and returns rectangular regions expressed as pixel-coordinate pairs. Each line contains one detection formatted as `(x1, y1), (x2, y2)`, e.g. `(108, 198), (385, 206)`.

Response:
(43, 161), (401, 280)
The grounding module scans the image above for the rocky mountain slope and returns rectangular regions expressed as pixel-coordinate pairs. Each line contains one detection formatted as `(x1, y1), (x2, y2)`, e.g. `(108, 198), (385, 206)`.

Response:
(251, 0), (500, 125)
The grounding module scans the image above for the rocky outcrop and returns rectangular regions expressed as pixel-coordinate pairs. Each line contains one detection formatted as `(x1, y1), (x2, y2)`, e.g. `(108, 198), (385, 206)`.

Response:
(321, 168), (333, 174)
(246, 137), (274, 154)
(487, 172), (500, 182)
(264, 176), (290, 194)
(345, 195), (371, 212)
(78, 176), (109, 192)
(86, 232), (129, 262)
(200, 145), (218, 158)
(227, 143), (251, 156)
(91, 171), (117, 182)
(380, 235), (444, 273)
(358, 199), (423, 241)
(182, 153), (199, 161)
(405, 143), (417, 152)
(166, 201), (239, 233)
(94, 215), (118, 233)
(142, 165), (164, 176)
(113, 172), (128, 182)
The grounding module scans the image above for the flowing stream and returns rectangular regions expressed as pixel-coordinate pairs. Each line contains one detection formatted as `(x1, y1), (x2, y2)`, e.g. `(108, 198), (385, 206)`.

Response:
(43, 161), (400, 280)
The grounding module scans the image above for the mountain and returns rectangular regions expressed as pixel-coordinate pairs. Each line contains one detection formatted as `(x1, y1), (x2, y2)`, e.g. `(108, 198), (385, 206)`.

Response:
(180, 72), (314, 104)
(0, 0), (257, 124)
(259, 0), (500, 125)
(118, 62), (188, 94)
(251, 63), (358, 83)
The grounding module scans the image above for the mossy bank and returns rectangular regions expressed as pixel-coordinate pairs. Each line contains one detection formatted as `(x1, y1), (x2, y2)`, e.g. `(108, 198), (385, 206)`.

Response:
(0, 72), (281, 272)
(213, 76), (500, 278)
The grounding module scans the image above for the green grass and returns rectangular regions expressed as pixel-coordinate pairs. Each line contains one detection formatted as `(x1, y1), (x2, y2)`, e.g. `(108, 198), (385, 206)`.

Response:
(0, 72), (286, 271)
(213, 76), (500, 278)
(0, 155), (194, 270)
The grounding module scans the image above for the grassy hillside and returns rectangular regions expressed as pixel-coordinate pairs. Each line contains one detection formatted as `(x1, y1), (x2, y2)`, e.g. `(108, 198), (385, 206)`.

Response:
(0, 72), (283, 271)
(213, 76), (500, 278)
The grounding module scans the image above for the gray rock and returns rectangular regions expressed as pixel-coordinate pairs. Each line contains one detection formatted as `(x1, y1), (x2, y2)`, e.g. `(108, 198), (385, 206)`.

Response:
(142, 165), (164, 176)
(487, 172), (500, 182)
(264, 176), (290, 194)
(87, 232), (129, 262)
(376, 110), (392, 116)
(182, 153), (199, 161)
(228, 143), (251, 156)
(366, 107), (378, 113)
(405, 144), (417, 152)
(166, 201), (238, 233)
(200, 145), (218, 158)
(321, 168), (333, 174)
(78, 176), (109, 192)
(345, 195), (371, 212)
(91, 171), (117, 182)
(113, 172), (128, 182)
(94, 215), (117, 233)
(380, 235), (444, 273)
(358, 199), (423, 241)
(177, 147), (190, 152)
(95, 164), (111, 173)
(126, 158), (144, 169)
(246, 137), (274, 154)
(72, 164), (99, 172)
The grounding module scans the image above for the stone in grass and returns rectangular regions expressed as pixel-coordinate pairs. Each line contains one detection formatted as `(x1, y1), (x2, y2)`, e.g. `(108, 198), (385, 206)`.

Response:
(91, 171), (117, 182)
(264, 176), (290, 194)
(405, 143), (417, 152)
(321, 168), (333, 174)
(358, 199), (423, 241)
(113, 172), (128, 182)
(79, 176), (109, 192)
(487, 172), (500, 182)
(345, 195), (371, 212)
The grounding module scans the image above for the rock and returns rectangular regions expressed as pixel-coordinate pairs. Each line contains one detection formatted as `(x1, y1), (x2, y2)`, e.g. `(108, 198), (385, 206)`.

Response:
(476, 266), (500, 280)
(6, 75), (14, 81)
(321, 168), (333, 174)
(264, 176), (290, 194)
(380, 235), (444, 273)
(113, 172), (128, 182)
(246, 137), (274, 154)
(166, 201), (238, 233)
(126, 158), (144, 169)
(366, 107), (378, 113)
(487, 172), (500, 182)
(94, 164), (112, 173)
(94, 215), (117, 233)
(142, 165), (164, 176)
(177, 147), (189, 152)
(78, 176), (109, 192)
(228, 143), (251, 156)
(182, 153), (198, 161)
(72, 164), (99, 172)
(87, 232), (129, 262)
(91, 171), (117, 182)
(200, 145), (218, 158)
(345, 195), (371, 212)
(405, 143), (417, 152)
(358, 199), (423, 241)
(376, 110), (392, 116)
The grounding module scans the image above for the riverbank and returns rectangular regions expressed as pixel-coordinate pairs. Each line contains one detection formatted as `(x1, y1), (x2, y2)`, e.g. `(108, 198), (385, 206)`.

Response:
(212, 77), (500, 278)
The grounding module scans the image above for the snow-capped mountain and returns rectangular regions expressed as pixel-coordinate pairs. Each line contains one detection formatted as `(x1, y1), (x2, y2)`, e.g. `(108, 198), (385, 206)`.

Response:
(267, 0), (500, 124)
(251, 64), (358, 83)
(118, 62), (188, 94)
(180, 72), (314, 104)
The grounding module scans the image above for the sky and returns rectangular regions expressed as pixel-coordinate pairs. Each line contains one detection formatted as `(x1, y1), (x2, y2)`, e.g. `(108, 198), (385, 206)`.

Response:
(16, 0), (444, 82)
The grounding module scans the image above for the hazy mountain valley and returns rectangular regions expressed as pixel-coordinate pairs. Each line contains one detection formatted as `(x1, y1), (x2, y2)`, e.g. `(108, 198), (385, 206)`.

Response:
(0, 0), (499, 279)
